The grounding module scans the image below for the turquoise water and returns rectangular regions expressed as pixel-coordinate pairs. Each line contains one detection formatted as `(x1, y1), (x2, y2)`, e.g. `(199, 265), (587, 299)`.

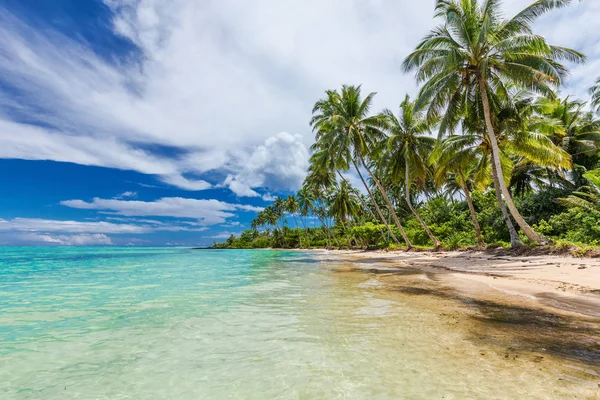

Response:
(0, 247), (597, 399)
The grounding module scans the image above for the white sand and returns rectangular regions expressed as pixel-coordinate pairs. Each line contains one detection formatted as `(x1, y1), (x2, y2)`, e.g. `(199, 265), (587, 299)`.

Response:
(316, 250), (600, 318)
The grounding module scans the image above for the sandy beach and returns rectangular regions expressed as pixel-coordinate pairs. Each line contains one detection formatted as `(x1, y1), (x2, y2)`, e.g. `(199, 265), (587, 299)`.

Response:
(310, 249), (600, 375)
(317, 249), (600, 317)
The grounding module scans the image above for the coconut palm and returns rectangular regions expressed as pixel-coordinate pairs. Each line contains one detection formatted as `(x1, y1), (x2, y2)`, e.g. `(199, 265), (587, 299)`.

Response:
(263, 206), (279, 230)
(591, 78), (600, 115)
(297, 187), (315, 248)
(273, 197), (286, 229)
(403, 0), (585, 245)
(285, 195), (300, 230)
(303, 168), (339, 248)
(329, 180), (361, 224)
(311, 85), (412, 248)
(559, 170), (600, 211)
(382, 95), (441, 248)
(430, 135), (486, 246)
(534, 96), (600, 185)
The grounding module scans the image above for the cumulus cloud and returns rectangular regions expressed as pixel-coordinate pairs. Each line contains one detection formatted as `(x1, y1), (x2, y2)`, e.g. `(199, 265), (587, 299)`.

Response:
(224, 132), (309, 196)
(0, 0), (597, 194)
(60, 197), (263, 225)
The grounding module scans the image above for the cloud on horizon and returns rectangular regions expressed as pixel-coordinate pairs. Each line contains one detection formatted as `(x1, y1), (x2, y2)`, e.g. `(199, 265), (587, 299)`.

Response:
(60, 196), (263, 225)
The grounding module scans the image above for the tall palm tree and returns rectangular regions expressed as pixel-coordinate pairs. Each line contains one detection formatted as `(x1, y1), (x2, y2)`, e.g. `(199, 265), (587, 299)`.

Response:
(297, 187), (315, 248)
(273, 197), (286, 229)
(329, 180), (361, 223)
(285, 195), (300, 230)
(591, 78), (600, 115)
(311, 140), (389, 240)
(403, 0), (584, 245)
(329, 180), (363, 248)
(430, 135), (486, 246)
(311, 85), (412, 248)
(382, 95), (441, 248)
(263, 206), (279, 230)
(303, 168), (339, 248)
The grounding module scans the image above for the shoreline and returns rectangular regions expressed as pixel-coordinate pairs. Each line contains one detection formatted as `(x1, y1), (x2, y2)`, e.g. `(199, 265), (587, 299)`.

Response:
(313, 249), (600, 318)
(314, 249), (600, 376)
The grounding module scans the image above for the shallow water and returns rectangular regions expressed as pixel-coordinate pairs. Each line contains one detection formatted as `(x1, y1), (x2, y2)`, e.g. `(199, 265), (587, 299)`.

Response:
(0, 248), (597, 399)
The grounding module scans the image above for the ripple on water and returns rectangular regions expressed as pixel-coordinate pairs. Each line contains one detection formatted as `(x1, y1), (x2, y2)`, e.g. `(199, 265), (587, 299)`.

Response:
(0, 248), (598, 399)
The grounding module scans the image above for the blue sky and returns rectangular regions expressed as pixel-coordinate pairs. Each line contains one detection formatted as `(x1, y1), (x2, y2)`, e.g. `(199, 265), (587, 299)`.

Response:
(1, 0), (599, 246)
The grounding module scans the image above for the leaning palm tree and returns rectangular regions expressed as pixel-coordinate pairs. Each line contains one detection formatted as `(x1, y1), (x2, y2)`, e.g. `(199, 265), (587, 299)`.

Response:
(303, 168), (339, 248)
(297, 187), (315, 248)
(311, 140), (388, 239)
(591, 78), (600, 115)
(430, 135), (486, 246)
(403, 0), (585, 245)
(382, 95), (442, 248)
(329, 180), (361, 223)
(285, 195), (300, 230)
(311, 85), (412, 248)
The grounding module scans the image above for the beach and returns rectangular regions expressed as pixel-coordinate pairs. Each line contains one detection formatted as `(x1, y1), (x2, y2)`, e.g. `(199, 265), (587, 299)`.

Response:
(317, 249), (600, 317)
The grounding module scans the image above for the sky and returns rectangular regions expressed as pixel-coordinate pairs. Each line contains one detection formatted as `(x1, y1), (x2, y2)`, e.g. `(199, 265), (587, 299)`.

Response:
(0, 0), (598, 246)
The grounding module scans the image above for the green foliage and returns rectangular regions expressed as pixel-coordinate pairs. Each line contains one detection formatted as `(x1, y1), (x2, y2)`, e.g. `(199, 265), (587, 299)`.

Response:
(215, 1), (600, 254)
(534, 208), (600, 245)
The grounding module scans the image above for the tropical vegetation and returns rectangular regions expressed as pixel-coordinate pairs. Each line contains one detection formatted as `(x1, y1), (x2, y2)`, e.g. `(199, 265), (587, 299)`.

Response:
(214, 0), (600, 252)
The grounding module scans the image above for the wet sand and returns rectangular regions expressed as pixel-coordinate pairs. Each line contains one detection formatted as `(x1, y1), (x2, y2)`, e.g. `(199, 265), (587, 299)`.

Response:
(314, 249), (600, 390)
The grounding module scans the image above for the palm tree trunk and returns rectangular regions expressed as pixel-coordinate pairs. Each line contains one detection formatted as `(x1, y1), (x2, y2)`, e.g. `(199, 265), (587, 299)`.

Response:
(351, 160), (401, 245)
(319, 213), (331, 249)
(404, 158), (441, 248)
(490, 160), (523, 247)
(335, 170), (388, 240)
(478, 74), (549, 245)
(300, 216), (311, 249)
(357, 156), (413, 248)
(459, 170), (484, 247)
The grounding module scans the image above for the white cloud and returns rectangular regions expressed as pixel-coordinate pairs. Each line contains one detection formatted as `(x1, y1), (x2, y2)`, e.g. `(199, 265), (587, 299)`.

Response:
(0, 217), (207, 234)
(18, 233), (114, 246)
(0, 218), (150, 234)
(60, 197), (263, 225)
(0, 0), (597, 194)
(236, 132), (310, 193)
(223, 175), (260, 198)
(205, 232), (237, 240)
(115, 191), (138, 199)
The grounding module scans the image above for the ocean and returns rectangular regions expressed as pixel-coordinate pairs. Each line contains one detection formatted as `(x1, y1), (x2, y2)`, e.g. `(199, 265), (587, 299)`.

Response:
(0, 247), (595, 399)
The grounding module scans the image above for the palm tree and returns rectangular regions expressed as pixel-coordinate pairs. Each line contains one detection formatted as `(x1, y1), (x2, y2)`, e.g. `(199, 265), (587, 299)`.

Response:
(403, 0), (584, 245)
(273, 197), (286, 229)
(297, 187), (315, 248)
(329, 180), (361, 224)
(430, 135), (486, 246)
(534, 96), (600, 186)
(285, 195), (300, 230)
(591, 78), (600, 115)
(311, 85), (412, 248)
(559, 170), (600, 211)
(382, 95), (441, 248)
(311, 140), (388, 239)
(263, 206), (279, 230)
(329, 180), (363, 248)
